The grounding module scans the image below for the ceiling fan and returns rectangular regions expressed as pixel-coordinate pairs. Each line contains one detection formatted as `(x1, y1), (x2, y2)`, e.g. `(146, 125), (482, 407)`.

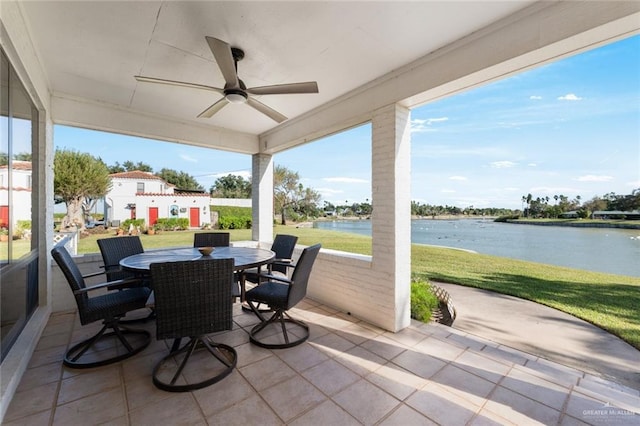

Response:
(135, 37), (319, 123)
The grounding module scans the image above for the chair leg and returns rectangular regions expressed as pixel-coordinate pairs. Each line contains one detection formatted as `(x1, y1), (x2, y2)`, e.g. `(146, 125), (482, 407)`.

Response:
(152, 337), (237, 392)
(64, 321), (151, 369)
(248, 308), (310, 349)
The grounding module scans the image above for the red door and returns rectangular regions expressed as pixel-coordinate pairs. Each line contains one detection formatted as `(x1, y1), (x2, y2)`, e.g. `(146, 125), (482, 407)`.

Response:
(0, 205), (8, 228)
(148, 207), (158, 225)
(189, 207), (200, 228)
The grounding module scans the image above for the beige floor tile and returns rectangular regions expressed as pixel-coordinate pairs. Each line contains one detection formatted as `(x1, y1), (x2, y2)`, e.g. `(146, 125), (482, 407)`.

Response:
(234, 341), (273, 368)
(35, 333), (70, 352)
(289, 399), (361, 426)
(208, 394), (283, 425)
(332, 379), (400, 425)
(302, 359), (360, 396)
(275, 342), (329, 372)
(2, 409), (52, 426)
(192, 370), (255, 417)
(121, 347), (169, 382)
(128, 393), (205, 425)
(208, 328), (250, 347)
(16, 362), (63, 392)
(4, 382), (58, 422)
(454, 350), (512, 383)
(382, 327), (428, 347)
(335, 345), (386, 376)
(57, 365), (121, 405)
(360, 334), (408, 361)
(501, 366), (571, 410)
(239, 355), (297, 391)
(27, 345), (66, 369)
(379, 404), (437, 426)
(261, 375), (327, 422)
(469, 409), (518, 426)
(366, 363), (427, 401)
(483, 386), (562, 425)
(406, 382), (480, 425)
(559, 413), (593, 426)
(124, 375), (174, 412)
(431, 364), (497, 407)
(391, 349), (447, 380)
(53, 387), (125, 425)
(308, 332), (356, 357)
(414, 335), (467, 361)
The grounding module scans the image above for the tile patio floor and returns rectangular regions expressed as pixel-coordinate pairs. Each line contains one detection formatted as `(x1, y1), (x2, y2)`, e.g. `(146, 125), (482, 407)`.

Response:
(4, 299), (640, 425)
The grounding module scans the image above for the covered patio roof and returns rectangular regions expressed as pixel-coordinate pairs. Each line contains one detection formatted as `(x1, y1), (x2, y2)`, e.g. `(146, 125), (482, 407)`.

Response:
(4, 1), (637, 153)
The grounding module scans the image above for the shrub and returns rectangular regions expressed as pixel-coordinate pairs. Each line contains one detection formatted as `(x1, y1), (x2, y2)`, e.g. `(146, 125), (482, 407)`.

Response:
(154, 217), (189, 231)
(411, 280), (439, 322)
(121, 218), (146, 230)
(213, 206), (252, 229)
(494, 214), (520, 222)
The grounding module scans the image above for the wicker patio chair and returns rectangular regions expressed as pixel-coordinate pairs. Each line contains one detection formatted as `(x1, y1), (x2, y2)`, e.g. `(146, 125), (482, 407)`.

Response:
(193, 232), (230, 248)
(150, 258), (237, 392)
(51, 245), (151, 368)
(245, 244), (321, 349)
(244, 234), (298, 284)
(97, 235), (145, 281)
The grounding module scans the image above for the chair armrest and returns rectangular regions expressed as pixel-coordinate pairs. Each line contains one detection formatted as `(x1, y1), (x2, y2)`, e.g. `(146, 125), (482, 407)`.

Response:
(73, 277), (142, 295)
(81, 270), (106, 279)
(258, 273), (292, 284)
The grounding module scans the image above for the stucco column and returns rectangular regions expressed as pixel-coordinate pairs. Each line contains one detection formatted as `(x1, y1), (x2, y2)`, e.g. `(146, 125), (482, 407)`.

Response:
(371, 103), (412, 331)
(251, 153), (274, 244)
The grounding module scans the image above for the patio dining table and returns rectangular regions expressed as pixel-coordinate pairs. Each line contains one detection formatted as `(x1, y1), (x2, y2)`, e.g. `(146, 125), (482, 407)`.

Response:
(119, 246), (276, 301)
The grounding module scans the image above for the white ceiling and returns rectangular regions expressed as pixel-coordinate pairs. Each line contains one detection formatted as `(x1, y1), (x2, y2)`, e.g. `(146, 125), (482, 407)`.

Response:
(20, 1), (536, 136)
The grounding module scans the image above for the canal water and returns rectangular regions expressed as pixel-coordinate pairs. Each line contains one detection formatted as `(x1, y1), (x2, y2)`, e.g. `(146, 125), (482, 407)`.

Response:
(313, 219), (640, 277)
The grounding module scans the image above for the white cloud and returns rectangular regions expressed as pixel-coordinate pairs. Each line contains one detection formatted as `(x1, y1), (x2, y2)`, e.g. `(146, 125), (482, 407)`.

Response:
(449, 176), (467, 181)
(490, 161), (517, 169)
(411, 117), (449, 133)
(529, 95), (542, 100)
(441, 189), (456, 193)
(558, 93), (583, 101)
(180, 154), (198, 162)
(503, 187), (520, 192)
(575, 175), (614, 182)
(627, 180), (640, 187)
(530, 186), (581, 194)
(527, 163), (537, 167)
(317, 187), (344, 195)
(323, 177), (369, 184)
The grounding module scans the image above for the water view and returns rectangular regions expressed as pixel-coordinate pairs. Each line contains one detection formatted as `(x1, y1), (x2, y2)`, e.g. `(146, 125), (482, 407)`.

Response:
(314, 219), (640, 277)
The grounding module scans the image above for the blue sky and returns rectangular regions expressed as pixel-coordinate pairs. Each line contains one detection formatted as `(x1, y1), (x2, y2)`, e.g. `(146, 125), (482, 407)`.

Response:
(55, 35), (639, 210)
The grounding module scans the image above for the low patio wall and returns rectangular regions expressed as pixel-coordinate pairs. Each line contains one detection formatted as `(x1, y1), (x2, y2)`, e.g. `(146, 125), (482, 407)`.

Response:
(50, 243), (396, 332)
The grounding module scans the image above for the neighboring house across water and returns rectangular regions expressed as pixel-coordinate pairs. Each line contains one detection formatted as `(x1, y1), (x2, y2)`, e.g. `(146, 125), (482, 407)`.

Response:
(0, 161), (32, 229)
(105, 171), (211, 228)
(592, 210), (640, 220)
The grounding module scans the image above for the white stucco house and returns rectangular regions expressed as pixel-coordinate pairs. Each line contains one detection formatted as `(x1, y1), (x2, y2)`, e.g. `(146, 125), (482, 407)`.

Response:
(1, 1), (638, 418)
(0, 161), (32, 230)
(105, 170), (211, 228)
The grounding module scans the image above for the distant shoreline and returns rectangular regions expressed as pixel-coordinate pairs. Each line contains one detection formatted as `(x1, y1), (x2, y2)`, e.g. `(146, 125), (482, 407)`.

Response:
(314, 215), (640, 230)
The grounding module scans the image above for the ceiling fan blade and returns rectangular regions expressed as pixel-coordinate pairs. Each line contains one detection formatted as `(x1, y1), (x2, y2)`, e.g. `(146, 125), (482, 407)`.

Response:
(205, 36), (239, 88)
(134, 75), (223, 93)
(247, 97), (287, 123)
(247, 81), (319, 95)
(197, 98), (229, 118)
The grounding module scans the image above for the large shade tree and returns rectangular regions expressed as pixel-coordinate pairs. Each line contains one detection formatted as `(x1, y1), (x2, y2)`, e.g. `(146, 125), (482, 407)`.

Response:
(273, 165), (321, 225)
(54, 149), (111, 230)
(210, 174), (252, 198)
(156, 168), (204, 191)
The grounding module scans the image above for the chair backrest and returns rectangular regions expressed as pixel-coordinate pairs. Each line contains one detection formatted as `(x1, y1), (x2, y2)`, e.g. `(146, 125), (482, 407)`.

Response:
(97, 236), (144, 281)
(51, 244), (89, 313)
(287, 244), (321, 309)
(150, 258), (234, 340)
(270, 234), (298, 274)
(193, 232), (230, 248)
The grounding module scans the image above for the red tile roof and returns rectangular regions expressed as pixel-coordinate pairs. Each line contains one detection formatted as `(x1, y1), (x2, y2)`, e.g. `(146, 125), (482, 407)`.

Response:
(109, 170), (163, 180)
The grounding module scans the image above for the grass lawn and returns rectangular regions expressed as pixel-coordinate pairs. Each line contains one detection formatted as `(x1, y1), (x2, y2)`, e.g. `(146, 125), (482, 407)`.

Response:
(55, 225), (640, 350)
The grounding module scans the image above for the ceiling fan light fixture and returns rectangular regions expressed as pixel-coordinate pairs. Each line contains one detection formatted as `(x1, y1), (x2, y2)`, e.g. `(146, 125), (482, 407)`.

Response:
(225, 91), (247, 104)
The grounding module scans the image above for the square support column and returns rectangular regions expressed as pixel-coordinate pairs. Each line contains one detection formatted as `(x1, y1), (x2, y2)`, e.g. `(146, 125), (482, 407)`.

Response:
(371, 104), (412, 331)
(251, 153), (274, 244)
